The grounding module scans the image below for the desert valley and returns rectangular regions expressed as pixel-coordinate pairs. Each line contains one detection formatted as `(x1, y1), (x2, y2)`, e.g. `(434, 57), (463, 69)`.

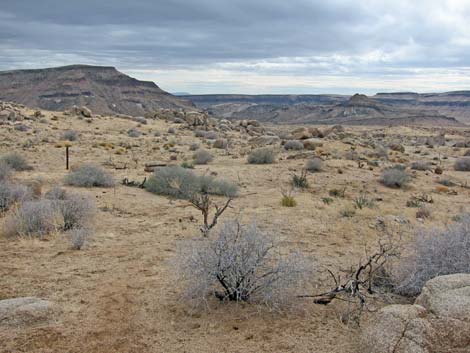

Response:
(1, 65), (470, 352)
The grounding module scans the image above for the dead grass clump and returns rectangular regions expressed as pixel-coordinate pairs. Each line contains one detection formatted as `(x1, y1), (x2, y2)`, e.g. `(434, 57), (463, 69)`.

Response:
(176, 220), (308, 309)
(454, 157), (470, 171)
(247, 148), (276, 164)
(64, 164), (115, 188)
(193, 149), (213, 165)
(394, 215), (470, 296)
(0, 153), (32, 171)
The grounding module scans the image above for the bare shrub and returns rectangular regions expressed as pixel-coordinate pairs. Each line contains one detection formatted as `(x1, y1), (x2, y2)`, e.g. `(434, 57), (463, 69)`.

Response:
(410, 160), (431, 171)
(454, 157), (470, 171)
(68, 227), (92, 250)
(0, 183), (32, 213)
(46, 187), (95, 230)
(394, 215), (470, 296)
(3, 200), (62, 238)
(247, 148), (276, 164)
(62, 130), (78, 141)
(305, 158), (323, 172)
(193, 149), (213, 165)
(176, 220), (308, 308)
(0, 153), (32, 171)
(380, 167), (410, 188)
(284, 140), (304, 151)
(64, 164), (115, 187)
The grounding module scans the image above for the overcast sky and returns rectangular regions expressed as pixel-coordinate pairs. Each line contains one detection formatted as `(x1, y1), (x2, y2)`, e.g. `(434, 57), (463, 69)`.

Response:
(1, 0), (469, 94)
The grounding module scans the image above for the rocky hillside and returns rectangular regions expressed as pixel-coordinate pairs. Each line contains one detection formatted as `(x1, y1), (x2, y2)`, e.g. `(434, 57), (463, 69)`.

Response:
(198, 93), (464, 127)
(0, 65), (194, 116)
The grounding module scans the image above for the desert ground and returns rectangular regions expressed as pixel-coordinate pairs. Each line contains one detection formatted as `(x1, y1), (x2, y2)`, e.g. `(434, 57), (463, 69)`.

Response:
(1, 103), (470, 352)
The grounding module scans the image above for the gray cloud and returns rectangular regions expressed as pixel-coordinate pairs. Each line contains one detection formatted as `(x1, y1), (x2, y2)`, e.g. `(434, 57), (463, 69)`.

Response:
(0, 0), (469, 93)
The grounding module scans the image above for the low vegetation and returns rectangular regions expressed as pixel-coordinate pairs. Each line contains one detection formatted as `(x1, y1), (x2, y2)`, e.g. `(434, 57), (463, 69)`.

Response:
(284, 140), (304, 151)
(305, 158), (323, 172)
(247, 147), (276, 164)
(454, 157), (470, 171)
(64, 164), (115, 187)
(176, 220), (308, 308)
(193, 149), (213, 165)
(0, 152), (32, 171)
(380, 167), (410, 188)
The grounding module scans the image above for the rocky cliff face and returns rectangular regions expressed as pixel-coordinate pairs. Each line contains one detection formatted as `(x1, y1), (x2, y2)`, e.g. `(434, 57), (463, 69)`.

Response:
(0, 65), (194, 116)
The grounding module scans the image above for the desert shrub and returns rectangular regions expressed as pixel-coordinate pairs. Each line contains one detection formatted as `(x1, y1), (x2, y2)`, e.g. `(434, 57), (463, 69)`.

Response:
(247, 148), (276, 164)
(353, 195), (375, 209)
(0, 183), (31, 212)
(145, 166), (238, 199)
(193, 149), (213, 165)
(281, 195), (297, 207)
(291, 170), (309, 189)
(394, 215), (470, 296)
(321, 197), (333, 205)
(64, 164), (114, 187)
(62, 130), (78, 141)
(305, 158), (323, 172)
(0, 162), (12, 181)
(284, 140), (304, 151)
(329, 187), (346, 198)
(340, 206), (356, 218)
(68, 227), (92, 250)
(454, 157), (470, 171)
(176, 220), (307, 308)
(168, 127), (176, 134)
(46, 188), (95, 230)
(189, 143), (199, 151)
(437, 178), (456, 187)
(410, 161), (431, 171)
(194, 130), (207, 138)
(380, 167), (410, 188)
(127, 128), (141, 138)
(416, 206), (431, 219)
(0, 153), (32, 171)
(3, 200), (61, 238)
(14, 124), (29, 132)
(180, 161), (194, 169)
(406, 199), (422, 208)
(204, 131), (218, 140)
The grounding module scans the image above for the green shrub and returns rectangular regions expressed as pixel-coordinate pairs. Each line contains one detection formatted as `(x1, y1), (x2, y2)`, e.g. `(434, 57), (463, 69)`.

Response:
(291, 170), (309, 189)
(247, 148), (276, 164)
(281, 195), (297, 207)
(353, 194), (375, 209)
(64, 164), (115, 187)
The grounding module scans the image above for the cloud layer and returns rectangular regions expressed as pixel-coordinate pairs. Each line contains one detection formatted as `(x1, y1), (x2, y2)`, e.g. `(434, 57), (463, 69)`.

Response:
(1, 0), (469, 94)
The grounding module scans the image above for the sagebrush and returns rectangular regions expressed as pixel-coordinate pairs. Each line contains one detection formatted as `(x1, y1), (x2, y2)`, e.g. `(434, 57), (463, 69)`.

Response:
(247, 148), (276, 164)
(64, 164), (115, 187)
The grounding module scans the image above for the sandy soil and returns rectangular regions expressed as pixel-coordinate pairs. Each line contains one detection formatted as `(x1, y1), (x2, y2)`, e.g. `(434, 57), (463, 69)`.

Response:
(1, 107), (470, 352)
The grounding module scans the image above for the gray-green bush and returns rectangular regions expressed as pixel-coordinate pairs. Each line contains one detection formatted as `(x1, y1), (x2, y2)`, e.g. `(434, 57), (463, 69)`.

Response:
(305, 158), (323, 172)
(284, 140), (304, 151)
(64, 164), (115, 187)
(380, 167), (410, 188)
(454, 157), (470, 171)
(193, 149), (213, 165)
(0, 153), (32, 171)
(62, 130), (78, 141)
(0, 183), (31, 212)
(247, 148), (276, 164)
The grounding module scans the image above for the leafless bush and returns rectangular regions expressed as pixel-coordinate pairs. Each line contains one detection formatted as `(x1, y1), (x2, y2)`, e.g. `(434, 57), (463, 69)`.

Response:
(64, 164), (115, 187)
(68, 227), (93, 250)
(380, 167), (410, 188)
(193, 149), (213, 165)
(454, 157), (470, 171)
(284, 140), (304, 151)
(3, 200), (62, 238)
(46, 187), (96, 230)
(176, 220), (308, 309)
(0, 183), (32, 213)
(305, 158), (323, 172)
(0, 153), (32, 171)
(394, 215), (470, 296)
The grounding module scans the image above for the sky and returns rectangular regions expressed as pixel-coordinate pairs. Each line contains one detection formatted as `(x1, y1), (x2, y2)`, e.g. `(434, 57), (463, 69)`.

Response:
(1, 0), (470, 94)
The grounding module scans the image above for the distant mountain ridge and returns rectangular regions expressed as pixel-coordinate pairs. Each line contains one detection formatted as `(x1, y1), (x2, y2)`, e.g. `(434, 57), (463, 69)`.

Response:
(184, 92), (470, 126)
(0, 65), (194, 116)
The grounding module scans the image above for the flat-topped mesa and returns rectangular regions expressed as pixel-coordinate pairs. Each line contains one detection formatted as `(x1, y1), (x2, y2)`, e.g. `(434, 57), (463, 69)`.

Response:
(0, 65), (195, 116)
